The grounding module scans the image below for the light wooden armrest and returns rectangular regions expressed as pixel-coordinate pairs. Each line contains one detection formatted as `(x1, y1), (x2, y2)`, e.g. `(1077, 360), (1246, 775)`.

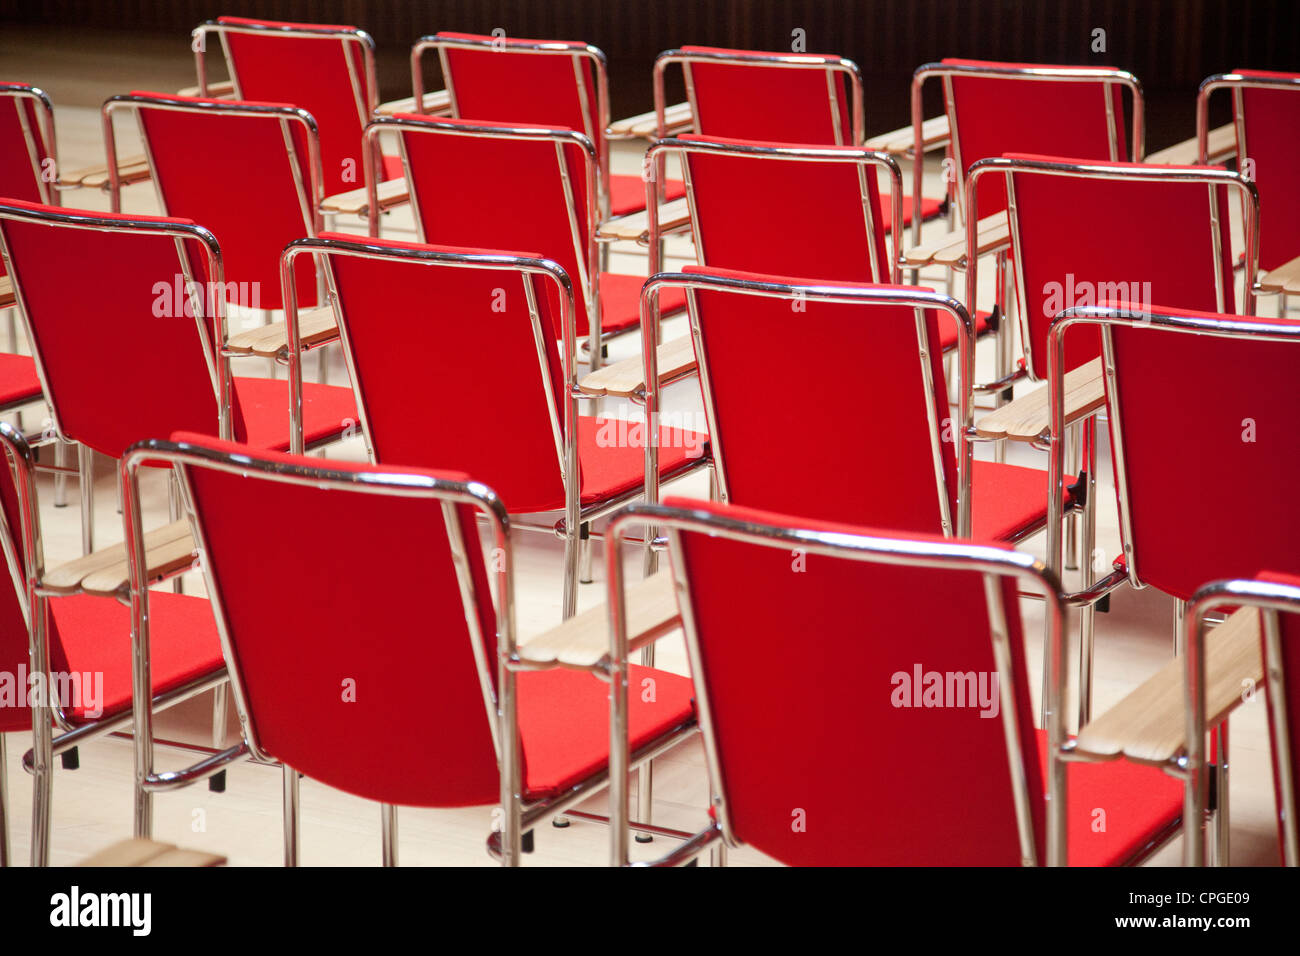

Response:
(578, 335), (696, 398)
(0, 275), (12, 310)
(78, 838), (226, 867)
(1146, 123), (1236, 166)
(43, 520), (197, 597)
(864, 115), (951, 156)
(175, 80), (236, 99)
(607, 101), (693, 140)
(225, 306), (339, 358)
(974, 357), (1106, 443)
(320, 176), (409, 217)
(518, 570), (681, 668)
(1259, 254), (1300, 296)
(1074, 607), (1262, 765)
(375, 90), (453, 117)
(902, 213), (1009, 269)
(596, 197), (691, 243)
(63, 154), (151, 190)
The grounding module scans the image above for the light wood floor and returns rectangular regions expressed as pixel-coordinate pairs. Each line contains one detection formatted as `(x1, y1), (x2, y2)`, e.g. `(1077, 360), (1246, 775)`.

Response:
(0, 27), (1287, 867)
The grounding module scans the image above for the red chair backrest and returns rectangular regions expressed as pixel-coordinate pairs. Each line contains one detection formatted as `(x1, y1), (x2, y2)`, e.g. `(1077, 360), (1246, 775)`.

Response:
(1234, 71), (1300, 272)
(215, 17), (381, 197)
(944, 59), (1131, 215)
(1004, 154), (1236, 379)
(680, 136), (891, 284)
(321, 234), (573, 513)
(130, 93), (318, 309)
(1100, 308), (1300, 599)
(682, 267), (955, 533)
(175, 433), (501, 807)
(678, 46), (855, 145)
(665, 496), (1041, 865)
(0, 85), (55, 280)
(396, 118), (598, 337)
(0, 440), (31, 732)
(0, 200), (242, 458)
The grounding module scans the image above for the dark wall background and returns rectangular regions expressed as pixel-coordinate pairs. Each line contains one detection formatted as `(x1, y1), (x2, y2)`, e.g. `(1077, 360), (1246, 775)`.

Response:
(4, 0), (1297, 149)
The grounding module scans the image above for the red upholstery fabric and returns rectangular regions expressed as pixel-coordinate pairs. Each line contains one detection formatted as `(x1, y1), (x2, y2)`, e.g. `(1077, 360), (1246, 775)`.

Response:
(217, 17), (385, 197)
(609, 173), (685, 217)
(1006, 152), (1235, 379)
(682, 135), (892, 284)
(893, 194), (944, 230)
(1255, 570), (1300, 864)
(131, 92), (318, 310)
(0, 446), (31, 732)
(937, 308), (992, 353)
(945, 59), (1129, 215)
(972, 461), (1076, 543)
(1035, 732), (1182, 866)
(598, 271), (686, 335)
(1106, 307), (1300, 599)
(1236, 72), (1300, 272)
(681, 46), (854, 146)
(666, 496), (1044, 865)
(231, 377), (354, 452)
(578, 416), (707, 506)
(46, 592), (224, 724)
(0, 352), (41, 408)
(519, 664), (695, 798)
(0, 90), (51, 210)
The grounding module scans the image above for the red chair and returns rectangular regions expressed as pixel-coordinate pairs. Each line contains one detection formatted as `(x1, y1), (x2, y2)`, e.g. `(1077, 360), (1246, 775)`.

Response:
(123, 431), (699, 865)
(412, 32), (686, 221)
(190, 17), (397, 201)
(366, 114), (685, 367)
(654, 47), (944, 229)
(0, 421), (227, 866)
(282, 234), (709, 618)
(0, 200), (357, 554)
(1186, 573), (1300, 867)
(603, 496), (1183, 865)
(1197, 71), (1300, 296)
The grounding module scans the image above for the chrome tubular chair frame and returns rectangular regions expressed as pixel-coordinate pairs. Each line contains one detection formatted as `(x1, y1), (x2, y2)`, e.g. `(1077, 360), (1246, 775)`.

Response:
(1046, 305), (1293, 734)
(102, 94), (325, 234)
(1196, 71), (1300, 166)
(911, 62), (1145, 247)
(0, 83), (59, 205)
(636, 272), (975, 575)
(605, 499), (1069, 866)
(411, 34), (616, 220)
(1185, 577), (1300, 867)
(361, 115), (609, 366)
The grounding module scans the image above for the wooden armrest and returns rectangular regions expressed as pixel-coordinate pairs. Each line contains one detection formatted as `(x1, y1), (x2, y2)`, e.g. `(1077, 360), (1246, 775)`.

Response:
(63, 154), (151, 190)
(0, 275), (12, 310)
(1074, 607), (1262, 765)
(175, 80), (236, 99)
(606, 101), (693, 140)
(596, 197), (691, 243)
(864, 115), (951, 156)
(375, 90), (453, 117)
(78, 838), (226, 867)
(902, 213), (1009, 269)
(43, 520), (197, 596)
(1259, 254), (1300, 296)
(1146, 123), (1236, 166)
(974, 357), (1106, 443)
(518, 570), (680, 668)
(320, 176), (409, 217)
(225, 306), (339, 358)
(578, 335), (696, 398)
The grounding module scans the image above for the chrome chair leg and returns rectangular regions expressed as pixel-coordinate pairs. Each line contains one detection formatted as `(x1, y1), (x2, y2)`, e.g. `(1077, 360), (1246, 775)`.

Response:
(579, 522), (594, 585)
(562, 525), (579, 620)
(283, 764), (300, 867)
(1174, 598), (1187, 657)
(78, 444), (93, 555)
(1214, 719), (1230, 866)
(635, 643), (655, 843)
(381, 803), (398, 867)
(53, 438), (68, 507)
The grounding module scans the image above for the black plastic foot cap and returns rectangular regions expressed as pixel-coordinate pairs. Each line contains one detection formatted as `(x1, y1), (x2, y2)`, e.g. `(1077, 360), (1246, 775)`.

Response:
(59, 747), (79, 770)
(551, 816), (570, 829)
(635, 832), (654, 844)
(208, 769), (227, 793)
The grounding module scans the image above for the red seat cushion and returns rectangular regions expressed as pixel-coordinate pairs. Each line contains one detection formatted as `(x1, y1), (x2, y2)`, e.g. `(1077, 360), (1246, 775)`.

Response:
(579, 416), (708, 505)
(598, 272), (687, 336)
(48, 592), (224, 724)
(973, 461), (1077, 542)
(232, 376), (357, 451)
(937, 308), (994, 353)
(609, 174), (687, 218)
(0, 352), (42, 408)
(891, 194), (945, 230)
(519, 663), (695, 798)
(1036, 732), (1183, 866)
